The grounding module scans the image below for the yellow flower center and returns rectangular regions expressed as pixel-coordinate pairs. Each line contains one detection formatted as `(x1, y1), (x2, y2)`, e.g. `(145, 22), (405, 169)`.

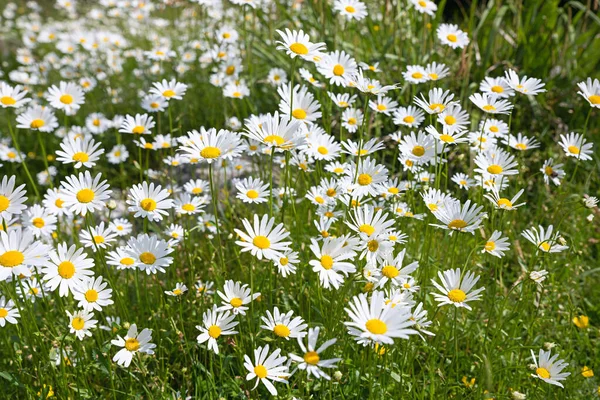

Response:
(30, 119), (45, 129)
(163, 89), (176, 98)
(208, 325), (221, 338)
(539, 241), (551, 252)
(292, 108), (307, 119)
(120, 257), (134, 266)
(139, 252), (156, 265)
(444, 115), (456, 125)
(270, 322), (292, 339)
(0, 96), (16, 106)
(76, 188), (95, 203)
(448, 289), (466, 302)
(365, 319), (387, 334)
(544, 166), (554, 176)
(347, 117), (357, 125)
(491, 85), (504, 93)
(567, 145), (580, 155)
(429, 73), (439, 80)
(92, 119), (100, 126)
(483, 105), (496, 111)
(536, 367), (551, 379)
(447, 34), (457, 42)
(200, 146), (221, 159)
(253, 235), (270, 249)
(429, 103), (445, 112)
(345, 5), (355, 12)
(32, 217), (45, 228)
(377, 104), (387, 111)
(484, 241), (496, 251)
(497, 198), (512, 208)
(412, 145), (425, 156)
(333, 64), (345, 76)
(182, 203), (196, 212)
(588, 95), (600, 104)
(140, 198), (157, 211)
(58, 261), (76, 278)
(304, 351), (320, 365)
(60, 94), (73, 104)
(0, 308), (7, 318)
(246, 190), (259, 199)
(448, 219), (467, 229)
(439, 134), (455, 143)
(0, 250), (24, 268)
(326, 188), (336, 197)
(71, 317), (85, 330)
(0, 195), (9, 212)
(125, 338), (140, 351)
(320, 255), (334, 270)
(359, 224), (375, 236)
(254, 365), (268, 379)
(367, 240), (379, 252)
(264, 135), (285, 146)
(85, 289), (99, 302)
(132, 125), (145, 134)
(489, 125), (499, 133)
(192, 188), (203, 194)
(72, 152), (89, 162)
(358, 173), (372, 186)
(403, 116), (415, 124)
(230, 297), (243, 308)
(382, 265), (399, 278)
(289, 42), (308, 55)
(315, 146), (328, 155)
(486, 164), (503, 174)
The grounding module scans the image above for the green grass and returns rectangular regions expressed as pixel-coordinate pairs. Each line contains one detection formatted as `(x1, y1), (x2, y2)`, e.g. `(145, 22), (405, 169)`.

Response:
(0, 0), (599, 399)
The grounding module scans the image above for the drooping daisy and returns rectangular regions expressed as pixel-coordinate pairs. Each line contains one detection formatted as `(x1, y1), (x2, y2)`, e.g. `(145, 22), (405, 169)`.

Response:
(0, 175), (28, 221)
(165, 283), (188, 297)
(0, 82), (31, 108)
(126, 182), (173, 222)
(56, 136), (104, 169)
(430, 199), (486, 234)
(112, 324), (156, 368)
(289, 327), (341, 380)
(530, 349), (570, 388)
(196, 305), (238, 354)
(46, 81), (85, 115)
(234, 214), (291, 261)
(276, 29), (326, 62)
(437, 24), (470, 49)
(73, 276), (114, 312)
(482, 230), (510, 258)
(119, 114), (155, 135)
(67, 309), (97, 340)
(504, 69), (546, 95)
(60, 171), (111, 216)
(470, 93), (514, 114)
(261, 307), (307, 340)
(42, 242), (94, 297)
(344, 290), (417, 346)
(577, 77), (600, 108)
(328, 92), (357, 108)
(16, 105), (59, 132)
(217, 280), (260, 316)
(149, 79), (188, 101)
(559, 132), (593, 161)
(431, 268), (485, 310)
(521, 225), (568, 253)
(236, 177), (269, 204)
(425, 62), (450, 81)
(0, 228), (49, 281)
(126, 234), (174, 274)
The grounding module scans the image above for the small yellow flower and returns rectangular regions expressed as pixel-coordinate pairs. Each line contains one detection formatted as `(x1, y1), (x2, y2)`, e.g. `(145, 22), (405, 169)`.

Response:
(37, 384), (54, 398)
(573, 315), (589, 329)
(461, 376), (475, 388)
(582, 366), (594, 378)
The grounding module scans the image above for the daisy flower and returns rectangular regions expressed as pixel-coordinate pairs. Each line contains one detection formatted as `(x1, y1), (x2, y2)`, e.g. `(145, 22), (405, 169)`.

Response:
(73, 276), (114, 312)
(415, 88), (456, 114)
(244, 345), (290, 396)
(174, 194), (206, 215)
(289, 327), (341, 380)
(195, 280), (215, 296)
(469, 93), (514, 114)
(577, 77), (600, 108)
(180, 128), (245, 163)
(0, 228), (49, 281)
(309, 237), (357, 290)
(479, 76), (514, 98)
(431, 268), (485, 310)
(196, 305), (238, 354)
(165, 283), (188, 297)
(223, 81), (251, 99)
(23, 204), (57, 238)
(474, 149), (519, 177)
(482, 230), (510, 258)
(398, 130), (437, 165)
(106, 247), (136, 271)
(67, 309), (97, 340)
(119, 114), (155, 135)
(217, 280), (260, 316)
(430, 199), (486, 234)
(273, 249), (299, 277)
(559, 132), (593, 161)
(452, 172), (476, 189)
(16, 105), (59, 132)
(149, 79), (188, 100)
(56, 136), (104, 168)
(112, 324), (156, 367)
(540, 158), (565, 186)
(107, 145), (129, 164)
(60, 171), (111, 216)
(0, 175), (28, 221)
(141, 94), (168, 113)
(521, 225), (568, 253)
(303, 130), (341, 161)
(403, 65), (428, 84)
(410, 0), (437, 15)
(484, 188), (525, 210)
(276, 29), (326, 62)
(0, 296), (20, 327)
(110, 218), (133, 237)
(334, 0), (368, 20)
(437, 104), (470, 134)
(126, 234), (174, 274)
(0, 82), (30, 108)
(236, 177), (269, 204)
(346, 205), (394, 238)
(481, 118), (509, 137)
(425, 62), (450, 81)
(126, 182), (173, 222)
(318, 50), (358, 86)
(372, 249), (419, 288)
(80, 221), (117, 252)
(278, 84), (322, 123)
(184, 179), (209, 196)
(344, 290), (417, 346)
(46, 81), (85, 115)
(341, 108), (364, 133)
(261, 307), (307, 340)
(505, 133), (540, 151)
(369, 95), (398, 115)
(392, 105), (425, 128)
(328, 92), (357, 108)
(234, 214), (291, 261)
(504, 69), (546, 95)
(267, 68), (287, 86)
(530, 349), (570, 388)
(42, 242), (95, 297)
(425, 125), (468, 146)
(437, 24), (470, 49)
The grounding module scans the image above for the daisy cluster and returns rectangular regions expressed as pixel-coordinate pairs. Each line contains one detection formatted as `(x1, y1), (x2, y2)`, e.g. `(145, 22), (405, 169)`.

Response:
(0, 0), (598, 398)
